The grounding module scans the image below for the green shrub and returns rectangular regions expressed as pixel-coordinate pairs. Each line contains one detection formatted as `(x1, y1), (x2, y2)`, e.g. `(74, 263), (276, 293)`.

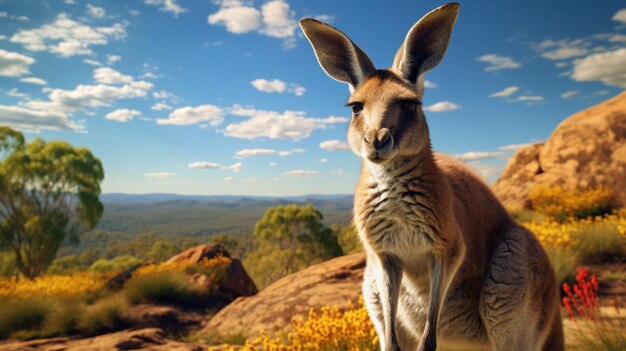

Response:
(508, 208), (546, 224)
(0, 298), (50, 339)
(89, 255), (142, 273)
(571, 222), (626, 264)
(545, 247), (579, 286)
(77, 295), (128, 335)
(124, 271), (194, 306)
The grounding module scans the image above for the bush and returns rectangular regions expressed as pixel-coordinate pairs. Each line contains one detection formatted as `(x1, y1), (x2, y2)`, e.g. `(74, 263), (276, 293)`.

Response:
(0, 298), (50, 339)
(529, 185), (613, 221)
(77, 295), (128, 336)
(508, 208), (546, 224)
(545, 247), (579, 285)
(571, 221), (626, 264)
(89, 255), (142, 273)
(124, 271), (195, 306)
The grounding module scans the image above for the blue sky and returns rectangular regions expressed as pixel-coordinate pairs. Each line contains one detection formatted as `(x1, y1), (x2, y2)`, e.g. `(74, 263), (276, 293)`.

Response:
(0, 0), (625, 196)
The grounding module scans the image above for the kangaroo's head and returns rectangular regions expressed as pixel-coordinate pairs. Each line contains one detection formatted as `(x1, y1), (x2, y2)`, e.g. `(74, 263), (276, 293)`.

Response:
(300, 3), (459, 164)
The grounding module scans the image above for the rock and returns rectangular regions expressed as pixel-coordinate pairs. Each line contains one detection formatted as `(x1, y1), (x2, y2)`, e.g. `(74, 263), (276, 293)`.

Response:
(202, 253), (366, 336)
(0, 328), (203, 351)
(167, 244), (258, 298)
(120, 304), (204, 332)
(493, 91), (626, 209)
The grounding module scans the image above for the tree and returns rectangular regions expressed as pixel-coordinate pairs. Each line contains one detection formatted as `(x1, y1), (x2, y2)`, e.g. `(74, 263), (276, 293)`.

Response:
(0, 127), (104, 279)
(146, 239), (181, 262)
(243, 204), (343, 289)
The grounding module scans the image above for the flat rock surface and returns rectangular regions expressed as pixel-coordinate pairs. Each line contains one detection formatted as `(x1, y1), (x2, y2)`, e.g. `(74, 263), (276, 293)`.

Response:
(202, 253), (366, 336)
(0, 328), (204, 351)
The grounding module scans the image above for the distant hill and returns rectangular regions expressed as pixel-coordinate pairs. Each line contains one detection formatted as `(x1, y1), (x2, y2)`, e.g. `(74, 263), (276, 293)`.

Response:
(95, 194), (354, 238)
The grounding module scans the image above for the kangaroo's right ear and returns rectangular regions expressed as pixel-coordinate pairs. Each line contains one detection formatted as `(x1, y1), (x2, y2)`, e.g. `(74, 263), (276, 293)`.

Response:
(300, 19), (376, 91)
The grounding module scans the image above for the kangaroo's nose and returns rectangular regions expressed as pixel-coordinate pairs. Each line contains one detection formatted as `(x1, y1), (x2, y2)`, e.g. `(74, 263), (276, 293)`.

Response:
(364, 128), (392, 151)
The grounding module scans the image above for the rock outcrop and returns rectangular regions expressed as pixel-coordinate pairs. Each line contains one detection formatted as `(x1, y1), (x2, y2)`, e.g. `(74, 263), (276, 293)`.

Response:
(493, 91), (626, 209)
(167, 243), (258, 298)
(0, 328), (204, 351)
(202, 253), (366, 336)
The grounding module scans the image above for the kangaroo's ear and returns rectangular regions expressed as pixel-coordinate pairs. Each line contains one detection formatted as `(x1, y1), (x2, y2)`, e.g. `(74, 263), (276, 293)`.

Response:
(300, 18), (376, 91)
(392, 2), (459, 85)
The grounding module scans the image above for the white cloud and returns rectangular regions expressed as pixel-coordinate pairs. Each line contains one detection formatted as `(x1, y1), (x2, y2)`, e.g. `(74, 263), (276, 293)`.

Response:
(106, 55), (121, 64)
(513, 95), (544, 102)
(454, 151), (504, 161)
(542, 47), (589, 60)
(291, 85), (306, 96)
(561, 90), (580, 99)
(423, 101), (460, 112)
(251, 78), (285, 93)
(0, 104), (81, 132)
(153, 90), (175, 99)
(0, 49), (34, 77)
(188, 161), (222, 169)
(87, 4), (106, 18)
(498, 142), (534, 151)
(466, 162), (502, 180)
(489, 86), (519, 98)
(151, 102), (172, 111)
(224, 176), (234, 183)
(227, 162), (242, 172)
(330, 169), (344, 176)
(571, 48), (626, 88)
(225, 105), (348, 140)
(157, 104), (224, 126)
(208, 0), (297, 46)
(319, 158), (328, 163)
(144, 0), (187, 17)
(612, 9), (626, 24)
(282, 170), (318, 177)
(208, 1), (262, 34)
(10, 13), (126, 57)
(259, 0), (297, 39)
(423, 80), (437, 88)
(251, 78), (306, 96)
(269, 162), (277, 167)
(235, 148), (276, 157)
(83, 59), (102, 66)
(144, 172), (175, 179)
(0, 12), (30, 22)
(19, 77), (46, 85)
(477, 54), (521, 71)
(105, 108), (140, 122)
(93, 67), (134, 84)
(188, 161), (242, 172)
(7, 88), (28, 99)
(320, 140), (350, 151)
(609, 34), (626, 43)
(24, 71), (152, 114)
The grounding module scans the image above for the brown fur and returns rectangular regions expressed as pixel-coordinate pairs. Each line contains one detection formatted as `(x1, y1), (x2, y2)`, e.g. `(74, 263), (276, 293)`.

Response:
(300, 4), (564, 350)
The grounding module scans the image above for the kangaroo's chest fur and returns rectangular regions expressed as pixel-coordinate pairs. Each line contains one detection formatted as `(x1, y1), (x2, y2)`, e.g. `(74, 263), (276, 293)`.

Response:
(355, 161), (489, 347)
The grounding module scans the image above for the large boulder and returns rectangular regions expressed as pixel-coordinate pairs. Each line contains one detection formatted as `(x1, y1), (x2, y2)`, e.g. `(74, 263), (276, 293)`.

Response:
(493, 91), (626, 209)
(166, 243), (258, 297)
(0, 328), (203, 351)
(202, 253), (366, 336)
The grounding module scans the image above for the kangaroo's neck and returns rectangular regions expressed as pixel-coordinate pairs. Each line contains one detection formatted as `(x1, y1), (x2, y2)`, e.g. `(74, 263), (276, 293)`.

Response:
(363, 148), (441, 187)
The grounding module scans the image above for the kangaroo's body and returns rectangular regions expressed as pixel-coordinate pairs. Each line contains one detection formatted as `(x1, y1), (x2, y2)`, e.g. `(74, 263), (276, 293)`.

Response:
(300, 3), (564, 351)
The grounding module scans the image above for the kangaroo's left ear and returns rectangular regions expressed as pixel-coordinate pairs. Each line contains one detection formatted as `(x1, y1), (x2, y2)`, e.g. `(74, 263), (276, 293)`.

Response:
(392, 2), (460, 85)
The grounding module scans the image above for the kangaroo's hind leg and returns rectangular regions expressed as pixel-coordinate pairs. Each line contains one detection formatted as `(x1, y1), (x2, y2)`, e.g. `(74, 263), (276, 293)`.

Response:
(479, 227), (561, 351)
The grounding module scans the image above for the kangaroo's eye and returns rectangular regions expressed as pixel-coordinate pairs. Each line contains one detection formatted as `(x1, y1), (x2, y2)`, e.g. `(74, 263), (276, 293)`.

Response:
(351, 103), (364, 116)
(400, 101), (418, 113)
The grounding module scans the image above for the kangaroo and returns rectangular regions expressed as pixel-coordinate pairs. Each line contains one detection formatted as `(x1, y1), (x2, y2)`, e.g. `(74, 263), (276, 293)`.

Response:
(300, 3), (563, 351)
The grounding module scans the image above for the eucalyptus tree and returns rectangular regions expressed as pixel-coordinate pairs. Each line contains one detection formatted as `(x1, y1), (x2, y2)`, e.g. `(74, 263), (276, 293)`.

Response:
(0, 126), (104, 279)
